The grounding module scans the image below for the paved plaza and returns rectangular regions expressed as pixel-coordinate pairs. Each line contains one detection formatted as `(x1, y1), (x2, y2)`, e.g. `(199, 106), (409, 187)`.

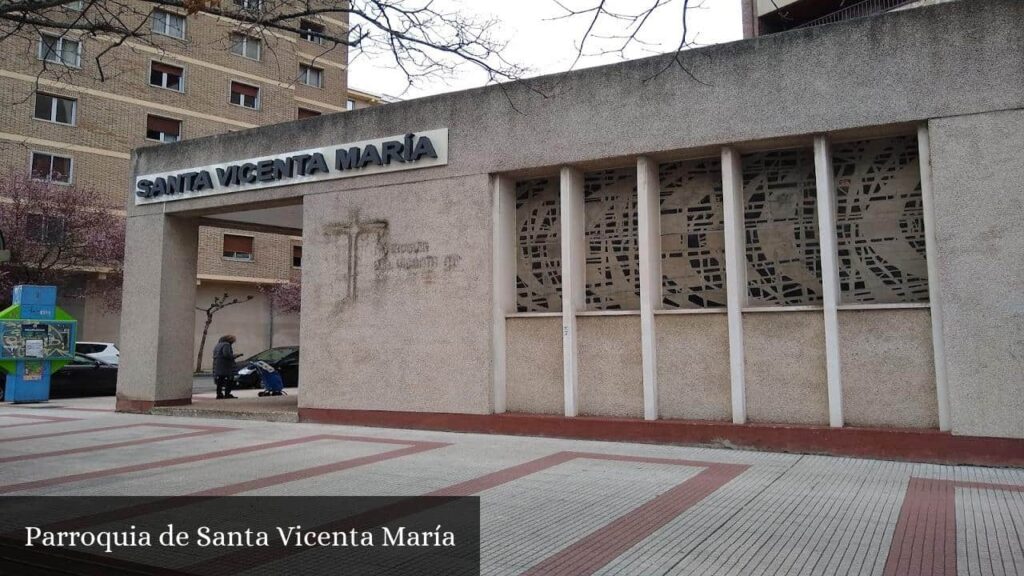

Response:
(1, 397), (1022, 575)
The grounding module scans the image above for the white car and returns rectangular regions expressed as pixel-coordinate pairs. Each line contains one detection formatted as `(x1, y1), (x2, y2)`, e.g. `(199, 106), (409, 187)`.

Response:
(75, 342), (120, 365)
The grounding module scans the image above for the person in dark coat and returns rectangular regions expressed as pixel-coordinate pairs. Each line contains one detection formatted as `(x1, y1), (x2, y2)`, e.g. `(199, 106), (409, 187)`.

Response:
(212, 335), (242, 399)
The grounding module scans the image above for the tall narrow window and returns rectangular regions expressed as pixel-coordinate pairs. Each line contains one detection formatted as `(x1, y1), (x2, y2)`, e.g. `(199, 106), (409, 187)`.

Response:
(299, 64), (323, 88)
(742, 148), (821, 306)
(33, 93), (76, 125)
(346, 99), (356, 111)
(230, 81), (260, 109)
(299, 20), (325, 43)
(146, 115), (181, 143)
(515, 177), (562, 312)
(229, 33), (261, 60)
(30, 152), (73, 183)
(833, 135), (929, 304)
(151, 10), (185, 39)
(223, 234), (254, 261)
(38, 34), (81, 67)
(149, 61), (184, 91)
(659, 157), (726, 309)
(292, 245), (302, 268)
(584, 167), (641, 310)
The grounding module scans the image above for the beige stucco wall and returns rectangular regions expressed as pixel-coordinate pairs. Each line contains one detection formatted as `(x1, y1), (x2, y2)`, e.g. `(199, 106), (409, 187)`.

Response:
(81, 293), (122, 343)
(929, 109), (1024, 439)
(577, 316), (644, 418)
(298, 174), (493, 414)
(193, 282), (268, 372)
(839, 309), (938, 429)
(656, 313), (732, 421)
(505, 316), (563, 415)
(271, 310), (300, 348)
(744, 311), (829, 425)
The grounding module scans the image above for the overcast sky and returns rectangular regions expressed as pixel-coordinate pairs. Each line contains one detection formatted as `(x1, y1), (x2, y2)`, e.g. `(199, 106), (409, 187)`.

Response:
(347, 0), (743, 100)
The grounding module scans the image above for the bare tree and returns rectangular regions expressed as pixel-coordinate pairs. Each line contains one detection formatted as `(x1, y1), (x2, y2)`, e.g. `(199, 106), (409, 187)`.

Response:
(194, 292), (253, 373)
(0, 0), (719, 94)
(0, 0), (526, 91)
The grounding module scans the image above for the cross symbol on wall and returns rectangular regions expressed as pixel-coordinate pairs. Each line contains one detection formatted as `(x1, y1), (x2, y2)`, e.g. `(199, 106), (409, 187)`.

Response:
(323, 209), (389, 300)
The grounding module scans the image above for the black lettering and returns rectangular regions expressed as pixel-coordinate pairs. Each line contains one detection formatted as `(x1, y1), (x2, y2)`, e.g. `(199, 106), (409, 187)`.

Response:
(308, 153), (329, 175)
(240, 163), (258, 184)
(256, 160), (275, 182)
(292, 154), (312, 176)
(181, 172), (197, 191)
(167, 175), (182, 195)
(152, 178), (167, 197)
(358, 144), (382, 168)
(136, 180), (153, 198)
(336, 147), (361, 171)
(382, 141), (405, 165)
(194, 171), (213, 191)
(216, 167), (233, 187)
(412, 136), (438, 161)
(404, 133), (414, 162)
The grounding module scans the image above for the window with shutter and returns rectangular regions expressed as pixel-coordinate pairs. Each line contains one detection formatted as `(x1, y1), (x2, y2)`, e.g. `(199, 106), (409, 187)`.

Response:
(223, 235), (254, 261)
(150, 62), (184, 91)
(230, 81), (260, 108)
(146, 115), (181, 143)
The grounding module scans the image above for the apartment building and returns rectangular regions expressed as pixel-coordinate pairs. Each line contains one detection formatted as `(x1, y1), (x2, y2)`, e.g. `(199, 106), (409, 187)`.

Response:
(740, 0), (955, 37)
(0, 1), (360, 369)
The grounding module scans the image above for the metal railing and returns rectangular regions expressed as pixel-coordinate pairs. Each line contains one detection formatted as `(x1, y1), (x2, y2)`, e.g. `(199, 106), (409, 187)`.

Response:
(792, 0), (919, 30)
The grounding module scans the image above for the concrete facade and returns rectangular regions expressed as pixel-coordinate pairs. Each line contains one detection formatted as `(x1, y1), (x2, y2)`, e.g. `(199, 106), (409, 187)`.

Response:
(119, 0), (1024, 447)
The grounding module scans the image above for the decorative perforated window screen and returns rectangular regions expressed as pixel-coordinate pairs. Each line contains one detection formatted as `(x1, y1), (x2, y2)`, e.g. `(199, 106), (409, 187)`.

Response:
(832, 135), (929, 304)
(584, 167), (640, 311)
(515, 178), (562, 312)
(742, 149), (822, 306)
(659, 157), (726, 309)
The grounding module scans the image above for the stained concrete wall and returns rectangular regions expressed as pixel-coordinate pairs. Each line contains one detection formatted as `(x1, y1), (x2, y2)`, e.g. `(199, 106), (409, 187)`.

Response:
(298, 174), (493, 414)
(505, 316), (563, 415)
(839, 309), (937, 429)
(123, 0), (1024, 436)
(130, 0), (1024, 222)
(928, 109), (1024, 439)
(577, 316), (644, 418)
(744, 311), (829, 425)
(656, 313), (732, 421)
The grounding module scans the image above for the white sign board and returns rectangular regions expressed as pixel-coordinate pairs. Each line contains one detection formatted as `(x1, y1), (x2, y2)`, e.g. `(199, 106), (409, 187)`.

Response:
(134, 128), (448, 205)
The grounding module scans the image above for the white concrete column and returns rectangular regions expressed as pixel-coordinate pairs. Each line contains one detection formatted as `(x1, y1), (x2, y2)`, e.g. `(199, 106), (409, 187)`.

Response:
(491, 175), (517, 414)
(116, 214), (198, 411)
(721, 147), (747, 424)
(917, 124), (951, 431)
(560, 166), (585, 417)
(813, 135), (845, 428)
(637, 156), (661, 421)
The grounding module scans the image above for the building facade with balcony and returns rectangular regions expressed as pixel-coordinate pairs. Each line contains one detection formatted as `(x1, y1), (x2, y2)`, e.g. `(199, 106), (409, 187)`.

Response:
(0, 1), (373, 369)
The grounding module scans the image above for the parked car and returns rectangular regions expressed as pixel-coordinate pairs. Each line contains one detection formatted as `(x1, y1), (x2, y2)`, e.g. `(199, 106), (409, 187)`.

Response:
(76, 342), (120, 365)
(0, 354), (117, 400)
(234, 346), (299, 388)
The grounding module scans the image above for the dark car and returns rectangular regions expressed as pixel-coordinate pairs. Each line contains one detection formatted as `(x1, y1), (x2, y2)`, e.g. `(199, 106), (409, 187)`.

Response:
(233, 346), (299, 388)
(0, 353), (118, 400)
